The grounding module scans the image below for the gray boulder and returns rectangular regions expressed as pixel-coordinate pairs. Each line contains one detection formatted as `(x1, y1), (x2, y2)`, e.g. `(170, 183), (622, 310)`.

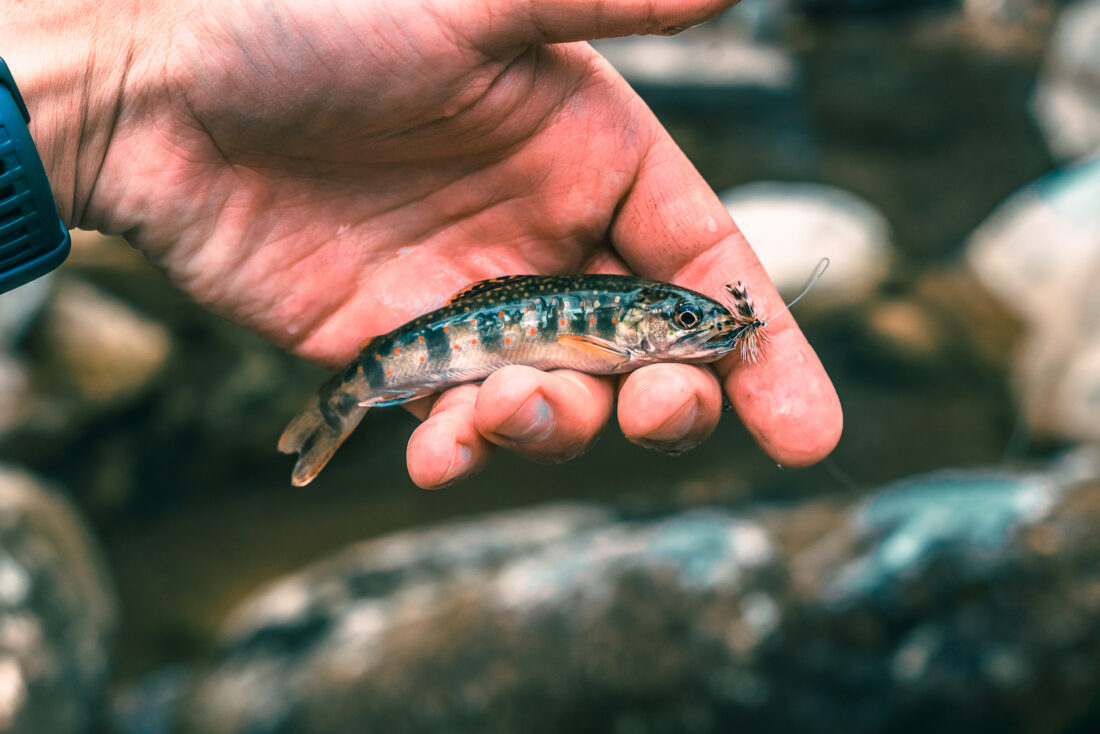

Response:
(161, 451), (1100, 734)
(967, 156), (1100, 445)
(0, 465), (116, 733)
(1032, 0), (1100, 161)
(720, 181), (894, 312)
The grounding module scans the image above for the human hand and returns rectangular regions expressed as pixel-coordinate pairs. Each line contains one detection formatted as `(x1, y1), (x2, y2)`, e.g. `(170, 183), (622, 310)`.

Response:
(4, 0), (841, 487)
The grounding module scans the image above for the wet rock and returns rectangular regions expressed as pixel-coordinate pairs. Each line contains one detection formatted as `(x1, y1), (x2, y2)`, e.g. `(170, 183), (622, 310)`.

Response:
(593, 32), (795, 92)
(0, 354), (31, 439)
(159, 452), (1100, 734)
(1032, 0), (1100, 160)
(34, 277), (172, 414)
(593, 18), (815, 182)
(966, 156), (1100, 444)
(0, 465), (116, 733)
(720, 181), (894, 310)
(0, 277), (52, 351)
(0, 278), (52, 439)
(859, 266), (1022, 372)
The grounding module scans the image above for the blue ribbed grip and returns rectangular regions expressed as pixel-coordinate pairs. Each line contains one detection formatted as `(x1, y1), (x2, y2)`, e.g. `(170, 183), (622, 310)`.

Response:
(0, 57), (70, 294)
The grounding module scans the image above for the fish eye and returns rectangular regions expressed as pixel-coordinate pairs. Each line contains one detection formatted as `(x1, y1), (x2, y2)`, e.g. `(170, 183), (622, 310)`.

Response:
(674, 305), (702, 329)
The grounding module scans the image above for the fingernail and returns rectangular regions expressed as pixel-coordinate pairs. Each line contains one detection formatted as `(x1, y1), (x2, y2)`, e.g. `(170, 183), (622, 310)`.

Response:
(444, 443), (473, 483)
(633, 398), (701, 454)
(648, 398), (699, 442)
(494, 394), (555, 443)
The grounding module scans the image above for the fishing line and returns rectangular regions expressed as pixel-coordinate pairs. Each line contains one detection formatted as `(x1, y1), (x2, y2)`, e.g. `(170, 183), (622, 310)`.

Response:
(765, 256), (830, 322)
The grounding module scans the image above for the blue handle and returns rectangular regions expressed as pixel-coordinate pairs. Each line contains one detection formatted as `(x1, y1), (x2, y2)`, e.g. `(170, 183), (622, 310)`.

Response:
(0, 56), (70, 294)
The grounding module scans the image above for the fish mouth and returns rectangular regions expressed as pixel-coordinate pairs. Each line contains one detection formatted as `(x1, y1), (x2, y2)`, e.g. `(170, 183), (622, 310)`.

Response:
(674, 325), (739, 354)
(704, 328), (740, 353)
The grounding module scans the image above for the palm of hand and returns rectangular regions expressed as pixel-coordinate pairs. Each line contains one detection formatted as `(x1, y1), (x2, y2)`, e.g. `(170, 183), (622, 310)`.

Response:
(96, 0), (646, 366)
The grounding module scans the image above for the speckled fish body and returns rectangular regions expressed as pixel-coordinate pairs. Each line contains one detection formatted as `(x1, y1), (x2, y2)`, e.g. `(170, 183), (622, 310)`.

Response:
(279, 274), (765, 486)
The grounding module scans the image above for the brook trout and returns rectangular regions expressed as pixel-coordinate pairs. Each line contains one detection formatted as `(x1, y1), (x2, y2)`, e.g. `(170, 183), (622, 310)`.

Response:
(279, 274), (767, 486)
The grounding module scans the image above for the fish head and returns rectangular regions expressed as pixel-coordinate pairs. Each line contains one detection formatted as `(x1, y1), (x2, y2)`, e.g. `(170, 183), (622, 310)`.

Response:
(627, 286), (745, 362)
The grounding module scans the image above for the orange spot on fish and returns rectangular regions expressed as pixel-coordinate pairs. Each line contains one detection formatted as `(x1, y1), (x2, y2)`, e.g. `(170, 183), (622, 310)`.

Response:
(505, 337), (512, 344)
(589, 317), (595, 325)
(418, 335), (425, 342)
(443, 325), (450, 332)
(386, 370), (393, 377)
(529, 327), (537, 335)
(498, 311), (505, 318)
(611, 317), (617, 324)
(524, 307), (530, 313)
(419, 356), (426, 363)
(374, 354), (381, 361)
(471, 338), (478, 345)
(559, 319), (566, 326)
(454, 344), (461, 350)
(394, 348), (401, 355)
(580, 301), (585, 307)
(357, 366), (364, 373)
(470, 319), (477, 326)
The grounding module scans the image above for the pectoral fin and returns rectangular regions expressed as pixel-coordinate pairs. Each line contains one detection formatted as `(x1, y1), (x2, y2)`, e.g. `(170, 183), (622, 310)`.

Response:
(556, 334), (633, 367)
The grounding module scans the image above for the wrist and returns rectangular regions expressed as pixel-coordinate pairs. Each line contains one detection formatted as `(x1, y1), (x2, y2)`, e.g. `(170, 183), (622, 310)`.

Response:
(0, 1), (141, 227)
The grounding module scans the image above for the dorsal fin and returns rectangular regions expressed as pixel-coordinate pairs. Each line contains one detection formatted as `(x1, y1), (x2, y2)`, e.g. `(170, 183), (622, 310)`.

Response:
(445, 275), (540, 305)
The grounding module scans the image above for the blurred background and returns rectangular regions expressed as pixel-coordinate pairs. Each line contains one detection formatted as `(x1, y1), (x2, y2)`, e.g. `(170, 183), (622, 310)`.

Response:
(1, 0), (1099, 731)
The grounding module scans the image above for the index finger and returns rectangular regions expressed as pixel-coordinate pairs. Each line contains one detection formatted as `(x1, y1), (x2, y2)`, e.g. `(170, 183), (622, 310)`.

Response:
(609, 108), (842, 466)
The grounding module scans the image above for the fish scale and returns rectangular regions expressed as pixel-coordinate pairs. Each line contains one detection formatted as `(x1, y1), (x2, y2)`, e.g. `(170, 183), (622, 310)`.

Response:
(280, 274), (765, 486)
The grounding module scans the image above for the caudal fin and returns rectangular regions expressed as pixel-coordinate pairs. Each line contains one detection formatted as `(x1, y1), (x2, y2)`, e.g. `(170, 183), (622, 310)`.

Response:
(278, 393), (368, 486)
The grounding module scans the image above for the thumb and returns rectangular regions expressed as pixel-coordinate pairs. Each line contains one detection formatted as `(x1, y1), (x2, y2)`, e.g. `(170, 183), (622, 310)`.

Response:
(473, 0), (738, 49)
